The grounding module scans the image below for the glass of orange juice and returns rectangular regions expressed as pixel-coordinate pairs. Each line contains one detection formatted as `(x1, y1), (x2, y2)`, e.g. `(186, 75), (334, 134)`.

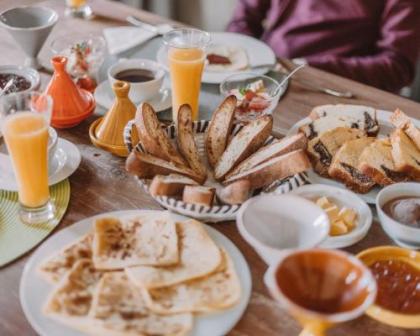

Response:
(163, 28), (211, 122)
(65, 0), (92, 18)
(0, 92), (55, 225)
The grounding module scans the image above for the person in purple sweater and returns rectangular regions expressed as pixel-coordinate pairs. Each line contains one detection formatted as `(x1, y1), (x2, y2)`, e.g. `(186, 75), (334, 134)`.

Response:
(227, 0), (420, 92)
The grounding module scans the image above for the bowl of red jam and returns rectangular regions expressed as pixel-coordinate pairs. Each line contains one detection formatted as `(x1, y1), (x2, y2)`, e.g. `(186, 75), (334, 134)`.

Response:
(357, 246), (420, 329)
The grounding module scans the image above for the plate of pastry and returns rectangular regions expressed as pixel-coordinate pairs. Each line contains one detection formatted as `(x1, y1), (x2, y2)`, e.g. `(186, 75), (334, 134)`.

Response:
(288, 105), (420, 204)
(20, 210), (252, 336)
(156, 32), (276, 84)
(124, 96), (312, 222)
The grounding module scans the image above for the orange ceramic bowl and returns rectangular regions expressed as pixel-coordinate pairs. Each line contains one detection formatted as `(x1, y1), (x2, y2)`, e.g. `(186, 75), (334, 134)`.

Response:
(357, 246), (420, 329)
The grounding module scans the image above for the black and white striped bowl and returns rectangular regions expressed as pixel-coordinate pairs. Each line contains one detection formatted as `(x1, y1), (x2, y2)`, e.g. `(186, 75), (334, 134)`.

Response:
(124, 119), (309, 222)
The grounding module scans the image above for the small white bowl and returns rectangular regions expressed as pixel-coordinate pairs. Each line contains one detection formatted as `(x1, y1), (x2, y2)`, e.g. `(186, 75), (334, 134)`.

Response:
(108, 59), (165, 103)
(291, 184), (372, 248)
(376, 182), (420, 248)
(0, 65), (40, 94)
(236, 194), (330, 265)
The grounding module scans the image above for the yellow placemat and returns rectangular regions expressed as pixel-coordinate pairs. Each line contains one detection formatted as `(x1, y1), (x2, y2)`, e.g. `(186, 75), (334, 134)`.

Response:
(0, 180), (70, 267)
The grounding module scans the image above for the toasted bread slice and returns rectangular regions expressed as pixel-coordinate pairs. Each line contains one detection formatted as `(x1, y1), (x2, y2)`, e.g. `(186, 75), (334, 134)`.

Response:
(302, 104), (379, 139)
(182, 185), (215, 207)
(214, 115), (273, 180)
(390, 109), (420, 150)
(224, 149), (311, 189)
(125, 151), (205, 183)
(225, 133), (307, 179)
(328, 138), (376, 193)
(391, 129), (420, 181)
(358, 138), (407, 185)
(307, 127), (365, 176)
(205, 95), (236, 168)
(177, 104), (207, 180)
(134, 103), (186, 167)
(149, 174), (199, 197)
(216, 180), (251, 205)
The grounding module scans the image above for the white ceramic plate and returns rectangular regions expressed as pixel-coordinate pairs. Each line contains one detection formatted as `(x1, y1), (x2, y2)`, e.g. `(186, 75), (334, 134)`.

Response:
(20, 210), (252, 336)
(290, 184), (372, 248)
(156, 32), (276, 84)
(0, 138), (81, 191)
(287, 109), (420, 204)
(94, 79), (171, 112)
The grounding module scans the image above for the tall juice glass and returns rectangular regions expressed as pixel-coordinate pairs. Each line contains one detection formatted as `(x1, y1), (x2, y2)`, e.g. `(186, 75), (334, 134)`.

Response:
(0, 92), (55, 225)
(163, 28), (211, 122)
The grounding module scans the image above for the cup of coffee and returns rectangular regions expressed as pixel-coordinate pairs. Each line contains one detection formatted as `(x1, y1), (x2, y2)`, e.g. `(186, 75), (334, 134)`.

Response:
(108, 59), (165, 103)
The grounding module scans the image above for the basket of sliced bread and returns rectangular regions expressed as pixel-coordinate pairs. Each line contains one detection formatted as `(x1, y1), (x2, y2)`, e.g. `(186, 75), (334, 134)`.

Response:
(124, 96), (311, 222)
(290, 104), (420, 202)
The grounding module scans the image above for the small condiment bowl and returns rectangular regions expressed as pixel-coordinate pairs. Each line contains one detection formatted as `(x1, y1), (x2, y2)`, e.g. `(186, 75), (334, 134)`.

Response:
(108, 59), (165, 103)
(291, 184), (372, 248)
(265, 249), (377, 336)
(357, 246), (420, 328)
(0, 65), (40, 94)
(220, 72), (281, 121)
(236, 194), (330, 265)
(376, 182), (420, 248)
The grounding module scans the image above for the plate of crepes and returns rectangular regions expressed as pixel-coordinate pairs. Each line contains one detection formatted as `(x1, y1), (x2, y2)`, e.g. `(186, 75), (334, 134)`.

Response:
(124, 96), (312, 222)
(157, 32), (276, 84)
(288, 105), (420, 204)
(20, 210), (252, 336)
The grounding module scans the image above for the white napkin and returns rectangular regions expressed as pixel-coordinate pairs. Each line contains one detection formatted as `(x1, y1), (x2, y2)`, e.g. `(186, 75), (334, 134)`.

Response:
(104, 24), (172, 55)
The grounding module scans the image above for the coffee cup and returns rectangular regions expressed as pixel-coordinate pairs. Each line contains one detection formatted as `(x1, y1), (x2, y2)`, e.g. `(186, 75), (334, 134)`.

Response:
(108, 59), (165, 103)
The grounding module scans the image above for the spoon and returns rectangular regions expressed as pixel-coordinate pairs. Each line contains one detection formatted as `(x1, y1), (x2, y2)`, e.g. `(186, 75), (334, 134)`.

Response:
(0, 79), (14, 97)
(278, 63), (305, 87)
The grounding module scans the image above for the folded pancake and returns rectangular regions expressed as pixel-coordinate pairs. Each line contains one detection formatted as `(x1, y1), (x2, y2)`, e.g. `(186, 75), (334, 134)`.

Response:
(141, 249), (241, 314)
(126, 219), (222, 289)
(92, 213), (179, 270)
(89, 272), (193, 336)
(205, 44), (248, 72)
(43, 259), (103, 332)
(38, 233), (93, 284)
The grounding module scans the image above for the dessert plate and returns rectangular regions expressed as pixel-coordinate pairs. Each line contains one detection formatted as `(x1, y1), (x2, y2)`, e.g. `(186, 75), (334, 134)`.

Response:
(0, 138), (81, 192)
(94, 79), (171, 112)
(287, 109), (420, 204)
(156, 32), (276, 84)
(20, 210), (252, 336)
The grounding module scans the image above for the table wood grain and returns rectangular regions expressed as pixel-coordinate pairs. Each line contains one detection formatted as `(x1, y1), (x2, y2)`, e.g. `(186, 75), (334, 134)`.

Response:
(0, 1), (420, 335)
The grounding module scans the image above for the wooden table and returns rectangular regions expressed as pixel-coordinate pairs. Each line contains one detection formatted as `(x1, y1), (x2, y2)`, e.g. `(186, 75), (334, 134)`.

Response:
(1, 1), (420, 335)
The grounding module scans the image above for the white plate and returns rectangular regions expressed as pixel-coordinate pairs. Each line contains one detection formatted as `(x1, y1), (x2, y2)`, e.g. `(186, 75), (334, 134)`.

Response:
(94, 79), (171, 112)
(0, 138), (81, 192)
(290, 184), (373, 248)
(287, 109), (420, 204)
(156, 32), (276, 84)
(20, 210), (252, 336)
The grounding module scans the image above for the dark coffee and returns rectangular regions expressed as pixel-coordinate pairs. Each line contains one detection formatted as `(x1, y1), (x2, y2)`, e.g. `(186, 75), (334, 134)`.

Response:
(114, 69), (155, 83)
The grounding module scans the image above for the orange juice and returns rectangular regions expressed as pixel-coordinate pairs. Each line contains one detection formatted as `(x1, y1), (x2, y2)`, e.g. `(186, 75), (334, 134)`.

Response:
(3, 112), (50, 208)
(168, 47), (205, 121)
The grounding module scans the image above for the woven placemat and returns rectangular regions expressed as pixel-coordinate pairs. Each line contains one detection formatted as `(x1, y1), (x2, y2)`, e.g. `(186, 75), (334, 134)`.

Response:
(0, 179), (70, 267)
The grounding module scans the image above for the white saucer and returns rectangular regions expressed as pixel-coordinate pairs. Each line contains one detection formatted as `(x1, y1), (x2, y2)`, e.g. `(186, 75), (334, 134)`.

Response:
(20, 210), (252, 336)
(0, 138), (81, 192)
(290, 184), (373, 249)
(94, 80), (171, 112)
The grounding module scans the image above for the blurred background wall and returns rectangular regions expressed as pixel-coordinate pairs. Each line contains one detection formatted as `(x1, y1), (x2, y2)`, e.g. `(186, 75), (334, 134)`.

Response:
(122, 0), (236, 32)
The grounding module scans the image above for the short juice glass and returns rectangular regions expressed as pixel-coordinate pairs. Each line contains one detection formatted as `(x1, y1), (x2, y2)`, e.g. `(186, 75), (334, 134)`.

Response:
(65, 0), (92, 18)
(163, 28), (211, 122)
(0, 92), (55, 225)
